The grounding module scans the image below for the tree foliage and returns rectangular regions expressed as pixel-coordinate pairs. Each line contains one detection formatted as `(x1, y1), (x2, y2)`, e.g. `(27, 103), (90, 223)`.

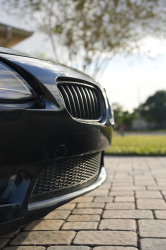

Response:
(140, 90), (166, 126)
(2, 0), (166, 77)
(112, 103), (135, 128)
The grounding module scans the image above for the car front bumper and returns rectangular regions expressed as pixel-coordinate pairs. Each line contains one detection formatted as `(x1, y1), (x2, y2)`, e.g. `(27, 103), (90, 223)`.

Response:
(0, 51), (113, 236)
(0, 166), (107, 235)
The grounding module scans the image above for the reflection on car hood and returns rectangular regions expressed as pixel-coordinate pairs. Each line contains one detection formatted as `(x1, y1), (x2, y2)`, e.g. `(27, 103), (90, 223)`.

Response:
(0, 47), (97, 85)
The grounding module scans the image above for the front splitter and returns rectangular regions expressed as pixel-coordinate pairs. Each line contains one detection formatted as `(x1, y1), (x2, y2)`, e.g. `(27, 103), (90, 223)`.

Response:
(28, 167), (107, 212)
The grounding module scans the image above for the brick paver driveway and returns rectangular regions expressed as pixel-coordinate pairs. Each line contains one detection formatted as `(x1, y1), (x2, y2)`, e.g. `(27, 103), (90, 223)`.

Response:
(1, 156), (166, 250)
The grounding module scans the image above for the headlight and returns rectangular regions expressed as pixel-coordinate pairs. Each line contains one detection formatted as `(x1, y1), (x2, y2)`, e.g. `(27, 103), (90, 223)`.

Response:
(0, 61), (36, 102)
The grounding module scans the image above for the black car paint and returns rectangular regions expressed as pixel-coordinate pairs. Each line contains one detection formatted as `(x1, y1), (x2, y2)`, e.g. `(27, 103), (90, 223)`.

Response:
(0, 48), (113, 236)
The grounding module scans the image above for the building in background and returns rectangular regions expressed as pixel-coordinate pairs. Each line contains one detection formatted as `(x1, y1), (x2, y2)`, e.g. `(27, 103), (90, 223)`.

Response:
(132, 112), (148, 130)
(132, 111), (156, 130)
(0, 23), (33, 48)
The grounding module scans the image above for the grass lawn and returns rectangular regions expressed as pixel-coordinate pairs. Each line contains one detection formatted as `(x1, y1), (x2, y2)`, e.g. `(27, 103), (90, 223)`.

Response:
(105, 135), (166, 156)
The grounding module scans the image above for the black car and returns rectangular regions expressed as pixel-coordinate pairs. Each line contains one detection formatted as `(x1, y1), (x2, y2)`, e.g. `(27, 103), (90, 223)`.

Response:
(0, 47), (113, 236)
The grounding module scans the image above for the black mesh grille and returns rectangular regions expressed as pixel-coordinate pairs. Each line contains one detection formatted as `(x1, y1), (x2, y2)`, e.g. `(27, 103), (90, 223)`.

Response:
(29, 152), (101, 203)
(57, 82), (102, 120)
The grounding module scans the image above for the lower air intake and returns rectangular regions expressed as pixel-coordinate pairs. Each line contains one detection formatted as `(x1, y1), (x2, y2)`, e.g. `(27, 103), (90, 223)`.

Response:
(29, 152), (101, 203)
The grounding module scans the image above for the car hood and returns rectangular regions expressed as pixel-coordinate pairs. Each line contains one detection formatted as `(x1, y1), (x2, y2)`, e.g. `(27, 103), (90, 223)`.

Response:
(0, 47), (99, 86)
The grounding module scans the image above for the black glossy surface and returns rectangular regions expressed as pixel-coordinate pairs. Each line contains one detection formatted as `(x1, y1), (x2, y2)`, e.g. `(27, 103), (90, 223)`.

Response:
(25, 167), (107, 224)
(0, 48), (113, 235)
(58, 81), (102, 120)
(30, 152), (101, 203)
(0, 100), (112, 166)
(0, 217), (23, 236)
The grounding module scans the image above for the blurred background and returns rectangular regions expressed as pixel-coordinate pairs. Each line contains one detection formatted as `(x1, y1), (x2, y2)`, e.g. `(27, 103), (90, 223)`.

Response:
(1, 0), (166, 155)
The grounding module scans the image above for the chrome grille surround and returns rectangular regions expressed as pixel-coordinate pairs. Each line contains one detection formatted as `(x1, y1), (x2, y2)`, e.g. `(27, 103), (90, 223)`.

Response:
(57, 80), (103, 121)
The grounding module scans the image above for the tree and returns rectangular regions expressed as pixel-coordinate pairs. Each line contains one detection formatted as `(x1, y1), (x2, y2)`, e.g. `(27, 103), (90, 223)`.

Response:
(140, 90), (166, 127)
(112, 103), (135, 129)
(122, 111), (135, 127)
(112, 103), (123, 126)
(2, 0), (166, 77)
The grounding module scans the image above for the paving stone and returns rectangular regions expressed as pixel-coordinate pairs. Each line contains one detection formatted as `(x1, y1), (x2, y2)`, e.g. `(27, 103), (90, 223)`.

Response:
(112, 182), (133, 186)
(105, 169), (115, 174)
(136, 199), (166, 209)
(0, 231), (19, 238)
(114, 196), (134, 202)
(135, 191), (162, 198)
(93, 197), (113, 202)
(62, 222), (97, 230)
(71, 197), (93, 203)
(93, 247), (138, 250)
(135, 181), (156, 186)
(77, 202), (105, 208)
(155, 178), (166, 181)
(44, 210), (70, 219)
(107, 177), (114, 181)
(111, 179), (133, 183)
(114, 175), (132, 181)
(99, 219), (136, 231)
(106, 177), (114, 181)
(114, 177), (131, 180)
(6, 247), (45, 250)
(48, 247), (90, 250)
(7, 156), (166, 249)
(104, 181), (113, 186)
(155, 210), (166, 219)
(73, 231), (137, 246)
(151, 175), (166, 178)
(157, 182), (166, 186)
(147, 186), (166, 190)
(138, 220), (166, 237)
(57, 203), (76, 210)
(24, 220), (64, 231)
(0, 239), (10, 249)
(72, 209), (102, 215)
(109, 191), (134, 196)
(111, 186), (145, 191)
(157, 179), (166, 182)
(134, 177), (154, 180)
(140, 238), (166, 250)
(114, 174), (131, 178)
(103, 210), (153, 219)
(84, 189), (108, 196)
(10, 231), (75, 245)
(67, 215), (100, 222)
(97, 183), (111, 189)
(105, 203), (135, 210)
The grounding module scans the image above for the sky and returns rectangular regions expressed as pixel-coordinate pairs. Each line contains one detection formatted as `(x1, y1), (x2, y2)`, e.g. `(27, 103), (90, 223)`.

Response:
(1, 13), (166, 112)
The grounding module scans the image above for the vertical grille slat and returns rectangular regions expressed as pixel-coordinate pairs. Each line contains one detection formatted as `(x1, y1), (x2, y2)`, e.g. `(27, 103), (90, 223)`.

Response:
(65, 85), (77, 117)
(70, 85), (82, 118)
(92, 89), (100, 118)
(80, 86), (90, 119)
(75, 86), (86, 119)
(84, 88), (93, 119)
(58, 85), (72, 115)
(89, 89), (96, 119)
(57, 81), (103, 120)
